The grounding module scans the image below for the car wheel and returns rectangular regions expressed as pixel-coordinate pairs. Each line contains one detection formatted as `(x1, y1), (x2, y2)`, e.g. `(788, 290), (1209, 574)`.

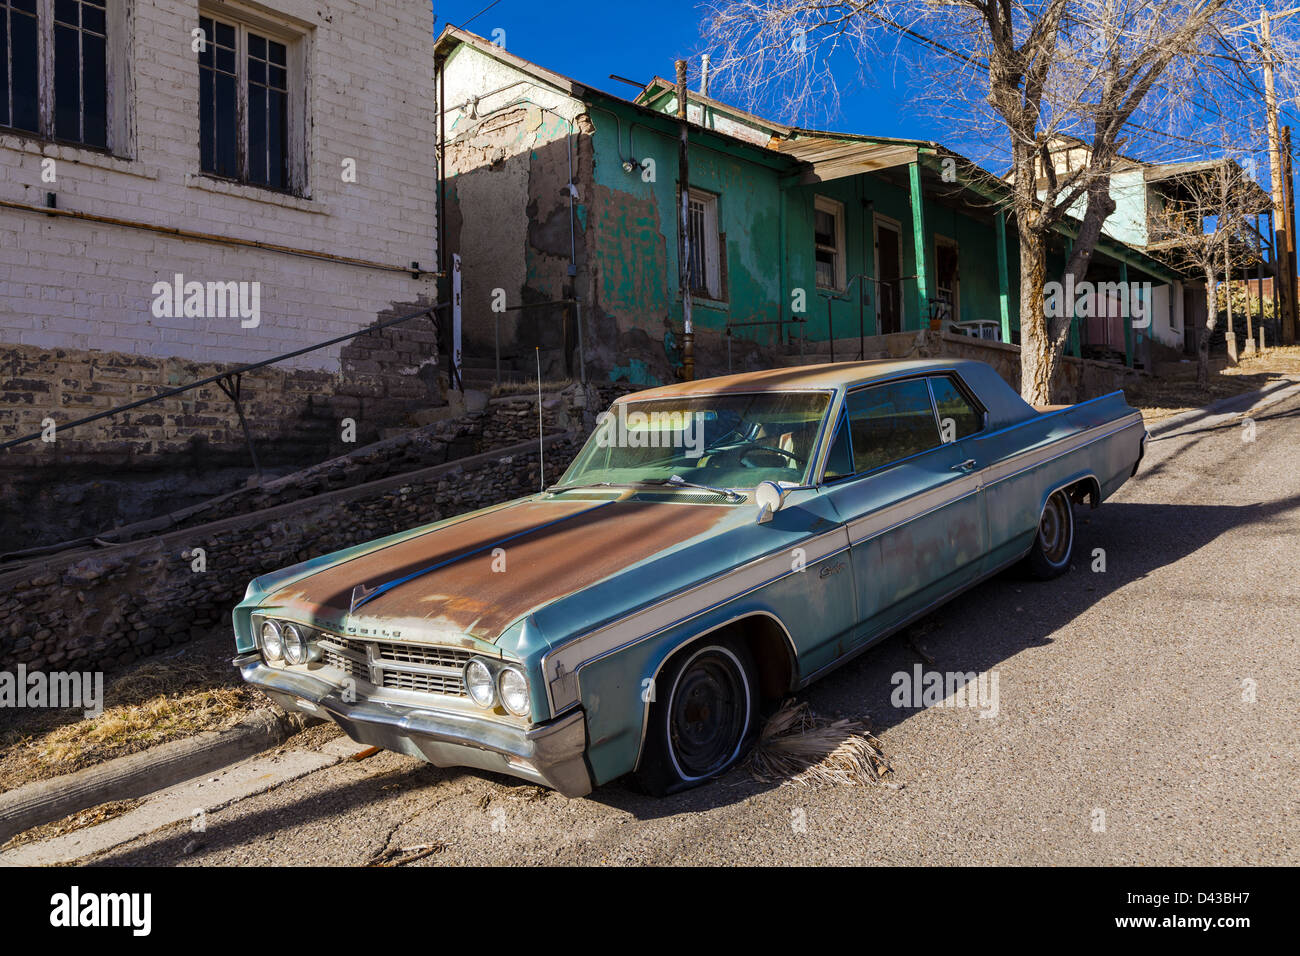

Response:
(1025, 489), (1074, 580)
(634, 641), (758, 796)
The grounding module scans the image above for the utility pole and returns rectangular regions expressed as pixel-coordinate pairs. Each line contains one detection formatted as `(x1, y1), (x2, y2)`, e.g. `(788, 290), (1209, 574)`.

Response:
(1284, 125), (1299, 341)
(1260, 10), (1298, 343)
(1224, 168), (1238, 363)
(675, 59), (695, 381)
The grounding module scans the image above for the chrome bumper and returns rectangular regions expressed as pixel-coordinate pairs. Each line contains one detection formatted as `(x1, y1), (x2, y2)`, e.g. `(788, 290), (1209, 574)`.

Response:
(236, 654), (593, 797)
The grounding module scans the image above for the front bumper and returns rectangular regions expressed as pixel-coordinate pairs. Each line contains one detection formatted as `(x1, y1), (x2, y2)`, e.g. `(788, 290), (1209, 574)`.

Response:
(236, 653), (593, 797)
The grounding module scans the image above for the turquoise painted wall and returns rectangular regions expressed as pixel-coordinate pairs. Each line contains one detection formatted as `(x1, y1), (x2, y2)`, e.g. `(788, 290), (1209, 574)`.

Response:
(585, 97), (788, 348)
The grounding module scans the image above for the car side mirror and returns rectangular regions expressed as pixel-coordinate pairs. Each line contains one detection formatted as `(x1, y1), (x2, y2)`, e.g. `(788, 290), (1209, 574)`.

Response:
(755, 481), (786, 524)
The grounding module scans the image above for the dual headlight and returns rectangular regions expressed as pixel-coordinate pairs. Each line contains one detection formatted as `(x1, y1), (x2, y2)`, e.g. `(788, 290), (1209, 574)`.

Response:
(464, 658), (530, 717)
(258, 618), (319, 666)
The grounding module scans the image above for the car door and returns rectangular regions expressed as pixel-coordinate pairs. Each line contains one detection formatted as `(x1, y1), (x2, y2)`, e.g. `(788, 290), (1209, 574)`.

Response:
(823, 376), (987, 642)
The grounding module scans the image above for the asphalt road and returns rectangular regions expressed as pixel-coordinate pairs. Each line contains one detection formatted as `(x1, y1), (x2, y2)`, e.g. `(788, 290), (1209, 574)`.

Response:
(85, 392), (1300, 866)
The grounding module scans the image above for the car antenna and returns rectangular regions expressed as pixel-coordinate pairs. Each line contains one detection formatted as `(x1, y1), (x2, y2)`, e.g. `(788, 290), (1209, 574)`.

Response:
(536, 347), (544, 492)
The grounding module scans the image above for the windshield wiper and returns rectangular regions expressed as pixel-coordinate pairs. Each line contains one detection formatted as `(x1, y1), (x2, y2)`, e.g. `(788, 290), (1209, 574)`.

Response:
(546, 481), (620, 494)
(642, 475), (744, 501)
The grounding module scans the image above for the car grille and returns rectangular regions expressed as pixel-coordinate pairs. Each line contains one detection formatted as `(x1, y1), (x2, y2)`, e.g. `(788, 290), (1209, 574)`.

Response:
(318, 635), (472, 698)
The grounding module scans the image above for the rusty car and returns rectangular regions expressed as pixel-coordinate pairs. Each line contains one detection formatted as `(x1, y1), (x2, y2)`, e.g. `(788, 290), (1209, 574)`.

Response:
(232, 359), (1147, 796)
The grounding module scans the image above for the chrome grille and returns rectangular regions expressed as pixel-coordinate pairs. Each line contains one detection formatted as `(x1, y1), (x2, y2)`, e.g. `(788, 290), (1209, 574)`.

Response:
(318, 634), (472, 698)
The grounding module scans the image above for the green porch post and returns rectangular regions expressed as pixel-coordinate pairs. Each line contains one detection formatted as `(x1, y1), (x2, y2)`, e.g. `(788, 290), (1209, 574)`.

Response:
(908, 161), (929, 329)
(1120, 259), (1133, 368)
(995, 210), (1011, 342)
(1064, 238), (1081, 358)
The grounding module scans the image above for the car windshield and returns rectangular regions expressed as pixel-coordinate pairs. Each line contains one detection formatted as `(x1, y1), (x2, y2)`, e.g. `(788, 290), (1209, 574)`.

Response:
(558, 391), (831, 491)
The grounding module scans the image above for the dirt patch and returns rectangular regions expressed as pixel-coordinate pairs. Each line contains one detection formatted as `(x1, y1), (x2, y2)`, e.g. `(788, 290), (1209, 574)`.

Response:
(1, 798), (142, 851)
(0, 627), (270, 793)
(1124, 346), (1300, 423)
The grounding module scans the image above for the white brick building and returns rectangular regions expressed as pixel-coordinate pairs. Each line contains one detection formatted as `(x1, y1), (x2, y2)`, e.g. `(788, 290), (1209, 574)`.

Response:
(0, 0), (437, 368)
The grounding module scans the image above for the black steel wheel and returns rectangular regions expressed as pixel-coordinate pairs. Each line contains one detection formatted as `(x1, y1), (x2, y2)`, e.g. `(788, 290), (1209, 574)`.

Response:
(635, 641), (758, 795)
(1025, 489), (1075, 579)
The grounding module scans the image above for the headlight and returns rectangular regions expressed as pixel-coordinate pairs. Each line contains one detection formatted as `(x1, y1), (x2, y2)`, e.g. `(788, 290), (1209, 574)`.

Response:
(282, 623), (310, 665)
(465, 659), (496, 708)
(260, 620), (283, 661)
(497, 667), (530, 717)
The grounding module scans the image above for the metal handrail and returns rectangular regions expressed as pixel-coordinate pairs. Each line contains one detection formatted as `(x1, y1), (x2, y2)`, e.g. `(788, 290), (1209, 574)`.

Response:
(0, 302), (451, 464)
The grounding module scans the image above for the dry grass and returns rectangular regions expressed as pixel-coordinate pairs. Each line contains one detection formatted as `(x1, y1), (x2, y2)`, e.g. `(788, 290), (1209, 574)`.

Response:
(1124, 346), (1300, 424)
(744, 700), (892, 788)
(0, 632), (268, 793)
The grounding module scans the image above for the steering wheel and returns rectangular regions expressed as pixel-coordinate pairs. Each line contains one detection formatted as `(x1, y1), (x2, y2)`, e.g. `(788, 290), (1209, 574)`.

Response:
(738, 444), (805, 468)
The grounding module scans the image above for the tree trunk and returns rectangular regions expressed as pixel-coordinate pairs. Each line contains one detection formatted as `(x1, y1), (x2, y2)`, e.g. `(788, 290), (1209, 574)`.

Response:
(1018, 229), (1053, 405)
(1197, 270), (1217, 389)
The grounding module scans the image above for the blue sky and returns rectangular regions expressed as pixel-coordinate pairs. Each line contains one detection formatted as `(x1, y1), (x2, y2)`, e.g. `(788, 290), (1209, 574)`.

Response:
(432, 1), (1297, 202)
(432, 1), (937, 141)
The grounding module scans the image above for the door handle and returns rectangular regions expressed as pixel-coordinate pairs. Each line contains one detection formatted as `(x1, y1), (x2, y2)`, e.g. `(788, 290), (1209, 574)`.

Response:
(951, 459), (977, 473)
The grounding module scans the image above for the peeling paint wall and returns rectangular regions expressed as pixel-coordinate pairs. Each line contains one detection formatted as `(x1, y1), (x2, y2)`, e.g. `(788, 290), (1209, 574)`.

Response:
(442, 44), (592, 382)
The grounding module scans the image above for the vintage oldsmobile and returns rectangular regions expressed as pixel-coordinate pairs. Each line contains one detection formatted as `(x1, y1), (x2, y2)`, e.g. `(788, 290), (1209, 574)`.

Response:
(233, 359), (1147, 796)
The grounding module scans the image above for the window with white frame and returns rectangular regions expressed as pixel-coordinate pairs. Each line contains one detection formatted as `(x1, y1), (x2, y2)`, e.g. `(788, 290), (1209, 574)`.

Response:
(814, 195), (846, 291)
(198, 8), (305, 194)
(687, 188), (723, 300)
(1, 0), (127, 151)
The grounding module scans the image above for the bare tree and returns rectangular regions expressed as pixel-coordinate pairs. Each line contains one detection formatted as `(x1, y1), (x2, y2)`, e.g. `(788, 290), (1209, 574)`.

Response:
(700, 0), (1283, 403)
(1146, 159), (1272, 386)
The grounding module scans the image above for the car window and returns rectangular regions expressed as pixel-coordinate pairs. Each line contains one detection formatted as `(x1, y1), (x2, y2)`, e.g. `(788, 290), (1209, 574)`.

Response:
(822, 410), (853, 480)
(559, 391), (831, 489)
(929, 376), (983, 441)
(845, 379), (941, 473)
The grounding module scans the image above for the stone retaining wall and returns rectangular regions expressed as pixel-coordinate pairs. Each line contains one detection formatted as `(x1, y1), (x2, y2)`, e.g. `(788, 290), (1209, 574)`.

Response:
(0, 431), (583, 677)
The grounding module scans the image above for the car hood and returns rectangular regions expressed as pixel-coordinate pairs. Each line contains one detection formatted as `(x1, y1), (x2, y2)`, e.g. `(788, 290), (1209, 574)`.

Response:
(258, 494), (736, 644)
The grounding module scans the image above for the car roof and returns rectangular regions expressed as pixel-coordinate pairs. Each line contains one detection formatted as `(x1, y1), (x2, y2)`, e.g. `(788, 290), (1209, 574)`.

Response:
(615, 359), (982, 401)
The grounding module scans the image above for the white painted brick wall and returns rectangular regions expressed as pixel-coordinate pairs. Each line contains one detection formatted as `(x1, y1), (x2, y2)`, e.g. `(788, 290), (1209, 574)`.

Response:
(0, 0), (437, 370)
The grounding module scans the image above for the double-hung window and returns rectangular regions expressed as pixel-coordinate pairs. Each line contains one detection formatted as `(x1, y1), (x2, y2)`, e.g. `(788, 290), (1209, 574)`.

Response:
(687, 188), (723, 300)
(814, 195), (846, 291)
(2, 0), (120, 151)
(198, 10), (301, 193)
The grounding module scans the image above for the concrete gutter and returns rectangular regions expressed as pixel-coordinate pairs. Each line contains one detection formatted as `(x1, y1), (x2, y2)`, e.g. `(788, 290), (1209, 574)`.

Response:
(0, 710), (314, 846)
(1146, 378), (1300, 438)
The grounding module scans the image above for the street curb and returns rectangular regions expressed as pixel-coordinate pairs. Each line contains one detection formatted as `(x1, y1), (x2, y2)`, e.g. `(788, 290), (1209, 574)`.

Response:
(0, 710), (317, 845)
(1146, 378), (1300, 438)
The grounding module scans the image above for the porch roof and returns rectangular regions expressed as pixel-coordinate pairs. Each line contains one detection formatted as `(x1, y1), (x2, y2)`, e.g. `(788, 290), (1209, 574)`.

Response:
(767, 136), (920, 184)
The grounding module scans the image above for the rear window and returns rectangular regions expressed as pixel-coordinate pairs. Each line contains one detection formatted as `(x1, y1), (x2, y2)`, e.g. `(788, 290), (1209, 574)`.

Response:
(929, 376), (983, 441)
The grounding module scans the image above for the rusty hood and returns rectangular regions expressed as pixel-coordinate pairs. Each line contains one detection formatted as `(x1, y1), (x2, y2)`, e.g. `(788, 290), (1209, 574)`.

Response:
(259, 495), (733, 644)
